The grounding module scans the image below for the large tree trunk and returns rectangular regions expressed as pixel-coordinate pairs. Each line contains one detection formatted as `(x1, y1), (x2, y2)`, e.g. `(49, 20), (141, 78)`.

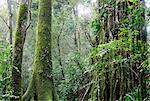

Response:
(84, 0), (147, 101)
(11, 0), (29, 100)
(22, 0), (57, 100)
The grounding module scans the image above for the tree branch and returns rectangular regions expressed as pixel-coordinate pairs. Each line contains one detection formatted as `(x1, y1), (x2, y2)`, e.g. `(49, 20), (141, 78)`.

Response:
(0, 16), (9, 29)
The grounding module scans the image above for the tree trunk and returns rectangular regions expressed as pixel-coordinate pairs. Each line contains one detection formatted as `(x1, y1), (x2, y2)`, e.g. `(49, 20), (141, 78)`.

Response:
(85, 0), (147, 101)
(7, 0), (13, 44)
(11, 0), (29, 100)
(22, 0), (57, 100)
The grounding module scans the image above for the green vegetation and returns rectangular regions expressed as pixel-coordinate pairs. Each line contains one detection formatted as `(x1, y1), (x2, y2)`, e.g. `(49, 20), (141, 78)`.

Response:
(0, 0), (149, 101)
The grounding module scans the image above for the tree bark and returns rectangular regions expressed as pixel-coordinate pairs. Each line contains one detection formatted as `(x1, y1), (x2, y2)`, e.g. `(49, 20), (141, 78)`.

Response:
(7, 0), (13, 44)
(11, 0), (29, 100)
(22, 0), (57, 100)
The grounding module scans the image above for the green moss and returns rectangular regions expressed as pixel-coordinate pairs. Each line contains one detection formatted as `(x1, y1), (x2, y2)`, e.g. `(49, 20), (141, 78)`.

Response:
(22, 0), (58, 100)
(33, 0), (55, 100)
(12, 3), (29, 100)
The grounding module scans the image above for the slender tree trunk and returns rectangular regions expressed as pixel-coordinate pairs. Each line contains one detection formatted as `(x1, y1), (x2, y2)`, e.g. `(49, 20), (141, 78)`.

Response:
(11, 0), (29, 100)
(22, 0), (57, 100)
(57, 18), (65, 79)
(7, 0), (13, 44)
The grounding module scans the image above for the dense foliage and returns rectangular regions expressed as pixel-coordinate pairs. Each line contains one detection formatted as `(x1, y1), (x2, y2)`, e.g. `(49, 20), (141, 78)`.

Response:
(0, 0), (149, 101)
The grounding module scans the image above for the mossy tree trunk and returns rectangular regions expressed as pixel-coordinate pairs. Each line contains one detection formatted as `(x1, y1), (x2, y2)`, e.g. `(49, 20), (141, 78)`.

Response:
(85, 0), (147, 101)
(22, 0), (57, 100)
(11, 0), (29, 100)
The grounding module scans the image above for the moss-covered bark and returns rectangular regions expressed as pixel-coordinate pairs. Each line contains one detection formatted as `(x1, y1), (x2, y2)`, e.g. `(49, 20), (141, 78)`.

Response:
(22, 0), (57, 100)
(11, 1), (29, 101)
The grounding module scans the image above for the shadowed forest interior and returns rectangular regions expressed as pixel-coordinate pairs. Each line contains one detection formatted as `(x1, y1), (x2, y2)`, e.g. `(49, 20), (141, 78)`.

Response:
(0, 0), (150, 101)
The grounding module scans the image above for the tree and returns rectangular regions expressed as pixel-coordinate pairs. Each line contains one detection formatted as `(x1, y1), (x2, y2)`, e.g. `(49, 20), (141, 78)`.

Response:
(7, 0), (13, 45)
(22, 0), (57, 100)
(11, 0), (29, 100)
(83, 0), (148, 101)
